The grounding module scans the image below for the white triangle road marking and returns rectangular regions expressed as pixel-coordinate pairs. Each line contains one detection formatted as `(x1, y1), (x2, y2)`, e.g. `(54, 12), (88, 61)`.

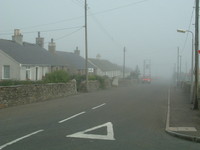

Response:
(66, 122), (115, 140)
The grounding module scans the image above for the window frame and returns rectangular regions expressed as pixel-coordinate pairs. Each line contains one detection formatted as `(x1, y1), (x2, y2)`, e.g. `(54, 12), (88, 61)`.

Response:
(2, 65), (10, 79)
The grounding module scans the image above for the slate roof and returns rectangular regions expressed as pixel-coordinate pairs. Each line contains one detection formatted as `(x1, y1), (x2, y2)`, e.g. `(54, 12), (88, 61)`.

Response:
(56, 51), (95, 70)
(89, 58), (121, 71)
(0, 39), (64, 66)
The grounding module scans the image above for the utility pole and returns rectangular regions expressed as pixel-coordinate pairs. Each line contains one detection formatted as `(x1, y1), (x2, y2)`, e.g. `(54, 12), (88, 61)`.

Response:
(180, 55), (182, 82)
(123, 47), (126, 79)
(84, 0), (88, 91)
(185, 62), (188, 75)
(190, 31), (194, 103)
(193, 0), (199, 109)
(177, 47), (180, 87)
(174, 63), (176, 84)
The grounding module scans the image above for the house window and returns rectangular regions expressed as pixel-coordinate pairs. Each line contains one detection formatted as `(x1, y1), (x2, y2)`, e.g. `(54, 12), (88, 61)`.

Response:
(3, 65), (10, 79)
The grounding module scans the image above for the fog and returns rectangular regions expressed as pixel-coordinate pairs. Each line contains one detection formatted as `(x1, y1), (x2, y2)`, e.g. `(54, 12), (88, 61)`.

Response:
(0, 0), (195, 79)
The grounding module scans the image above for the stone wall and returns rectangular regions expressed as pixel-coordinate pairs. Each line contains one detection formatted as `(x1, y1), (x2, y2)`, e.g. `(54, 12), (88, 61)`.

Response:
(79, 79), (111, 92)
(119, 79), (134, 86)
(78, 80), (100, 92)
(0, 80), (77, 109)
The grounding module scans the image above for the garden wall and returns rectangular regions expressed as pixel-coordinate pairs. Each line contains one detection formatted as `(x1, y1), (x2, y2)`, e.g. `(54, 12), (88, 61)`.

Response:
(0, 80), (77, 109)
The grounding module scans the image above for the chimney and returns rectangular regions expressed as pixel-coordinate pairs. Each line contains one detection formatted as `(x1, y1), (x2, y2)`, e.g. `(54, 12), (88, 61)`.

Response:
(36, 32), (44, 48)
(74, 46), (80, 56)
(96, 54), (101, 59)
(12, 29), (23, 45)
(48, 38), (56, 54)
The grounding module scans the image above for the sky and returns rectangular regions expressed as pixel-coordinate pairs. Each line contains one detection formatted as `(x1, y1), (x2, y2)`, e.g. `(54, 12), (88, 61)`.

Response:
(0, 0), (196, 78)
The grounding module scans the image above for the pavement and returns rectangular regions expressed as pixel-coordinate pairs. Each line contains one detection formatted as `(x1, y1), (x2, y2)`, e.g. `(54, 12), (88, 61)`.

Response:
(166, 86), (200, 143)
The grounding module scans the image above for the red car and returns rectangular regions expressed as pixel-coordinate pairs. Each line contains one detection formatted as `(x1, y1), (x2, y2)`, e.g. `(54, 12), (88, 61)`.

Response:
(142, 76), (151, 84)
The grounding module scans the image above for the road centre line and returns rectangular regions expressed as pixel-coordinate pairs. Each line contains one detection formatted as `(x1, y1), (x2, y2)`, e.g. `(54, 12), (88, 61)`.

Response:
(92, 103), (106, 110)
(0, 130), (44, 150)
(58, 111), (86, 123)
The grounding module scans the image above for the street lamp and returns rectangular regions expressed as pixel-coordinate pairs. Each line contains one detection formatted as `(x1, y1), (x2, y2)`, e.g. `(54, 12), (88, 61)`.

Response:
(177, 29), (194, 103)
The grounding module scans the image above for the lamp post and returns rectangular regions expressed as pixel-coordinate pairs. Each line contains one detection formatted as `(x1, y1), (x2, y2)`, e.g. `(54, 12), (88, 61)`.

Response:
(177, 29), (194, 103)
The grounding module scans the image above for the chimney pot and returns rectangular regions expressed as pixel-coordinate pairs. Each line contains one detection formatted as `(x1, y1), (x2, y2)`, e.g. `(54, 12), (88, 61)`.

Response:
(36, 32), (44, 48)
(12, 29), (23, 45)
(48, 38), (56, 54)
(74, 46), (80, 56)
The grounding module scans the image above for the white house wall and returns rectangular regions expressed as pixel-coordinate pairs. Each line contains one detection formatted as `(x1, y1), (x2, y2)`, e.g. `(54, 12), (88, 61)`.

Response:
(96, 68), (121, 78)
(20, 67), (26, 80)
(0, 50), (20, 80)
(20, 66), (50, 81)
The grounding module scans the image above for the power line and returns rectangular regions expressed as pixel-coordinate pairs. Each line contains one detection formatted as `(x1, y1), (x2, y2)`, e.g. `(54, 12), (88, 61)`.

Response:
(1, 0), (148, 32)
(88, 10), (123, 48)
(53, 26), (84, 41)
(42, 26), (83, 45)
(0, 16), (84, 32)
(180, 0), (195, 54)
(91, 0), (149, 16)
(0, 26), (83, 36)
(71, 0), (84, 8)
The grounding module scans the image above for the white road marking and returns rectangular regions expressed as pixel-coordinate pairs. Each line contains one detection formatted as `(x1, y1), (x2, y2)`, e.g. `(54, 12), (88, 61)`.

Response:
(92, 103), (106, 110)
(58, 111), (86, 123)
(166, 88), (197, 132)
(0, 130), (44, 150)
(67, 122), (115, 140)
(169, 127), (197, 132)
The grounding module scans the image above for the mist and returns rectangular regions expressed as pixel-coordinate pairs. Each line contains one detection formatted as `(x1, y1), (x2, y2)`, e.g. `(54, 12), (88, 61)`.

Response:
(0, 0), (195, 80)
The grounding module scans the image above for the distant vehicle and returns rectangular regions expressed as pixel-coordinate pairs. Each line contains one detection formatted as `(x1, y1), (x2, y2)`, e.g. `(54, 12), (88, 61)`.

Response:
(142, 76), (151, 84)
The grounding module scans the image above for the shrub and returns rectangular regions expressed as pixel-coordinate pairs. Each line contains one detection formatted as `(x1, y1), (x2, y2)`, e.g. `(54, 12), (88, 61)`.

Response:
(43, 70), (70, 83)
(0, 80), (44, 86)
(70, 75), (106, 90)
(70, 74), (85, 91)
(89, 75), (106, 89)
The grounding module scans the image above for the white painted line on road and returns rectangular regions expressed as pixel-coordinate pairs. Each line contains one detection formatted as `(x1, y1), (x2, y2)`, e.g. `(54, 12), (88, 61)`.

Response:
(0, 129), (44, 150)
(67, 122), (115, 140)
(166, 88), (197, 132)
(169, 127), (197, 132)
(92, 103), (106, 110)
(58, 111), (86, 123)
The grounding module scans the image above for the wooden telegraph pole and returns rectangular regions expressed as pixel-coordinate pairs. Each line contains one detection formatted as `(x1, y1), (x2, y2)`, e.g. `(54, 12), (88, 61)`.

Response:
(193, 0), (199, 109)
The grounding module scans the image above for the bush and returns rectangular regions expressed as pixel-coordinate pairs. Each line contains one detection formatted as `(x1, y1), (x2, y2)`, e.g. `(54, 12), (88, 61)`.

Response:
(70, 74), (85, 91)
(70, 75), (107, 90)
(0, 72), (108, 90)
(0, 80), (44, 86)
(89, 75), (106, 89)
(42, 70), (70, 83)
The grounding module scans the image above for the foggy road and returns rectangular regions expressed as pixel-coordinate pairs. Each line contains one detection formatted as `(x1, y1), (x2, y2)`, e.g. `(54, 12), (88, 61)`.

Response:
(0, 80), (200, 150)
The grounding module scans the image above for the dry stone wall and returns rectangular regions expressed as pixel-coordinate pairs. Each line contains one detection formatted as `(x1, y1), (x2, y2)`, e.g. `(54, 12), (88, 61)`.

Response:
(0, 80), (77, 109)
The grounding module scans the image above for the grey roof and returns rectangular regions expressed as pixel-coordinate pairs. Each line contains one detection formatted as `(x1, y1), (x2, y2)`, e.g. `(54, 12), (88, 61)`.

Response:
(56, 51), (95, 70)
(89, 58), (121, 71)
(0, 39), (64, 66)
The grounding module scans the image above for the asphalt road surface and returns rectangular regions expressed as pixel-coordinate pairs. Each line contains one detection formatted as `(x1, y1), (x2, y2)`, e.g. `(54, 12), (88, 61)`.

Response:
(0, 80), (200, 150)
